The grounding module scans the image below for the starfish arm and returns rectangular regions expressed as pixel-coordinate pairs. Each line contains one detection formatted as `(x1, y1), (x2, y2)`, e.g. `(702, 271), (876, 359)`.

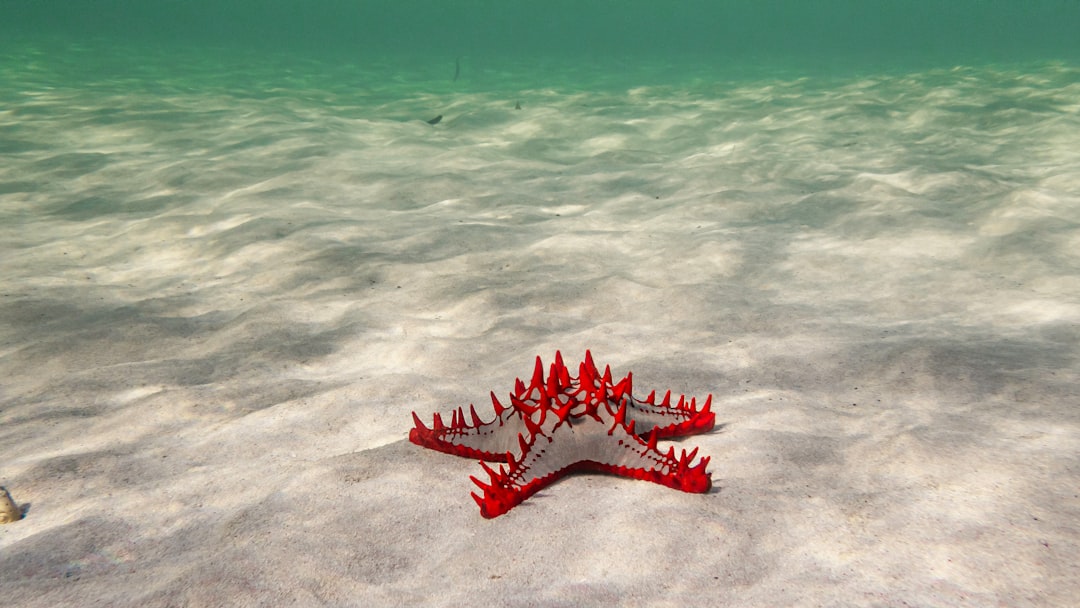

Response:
(409, 400), (529, 462)
(623, 392), (715, 438)
(470, 416), (711, 518)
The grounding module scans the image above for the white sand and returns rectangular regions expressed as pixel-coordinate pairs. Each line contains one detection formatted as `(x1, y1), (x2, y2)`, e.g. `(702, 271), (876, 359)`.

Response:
(2, 47), (1079, 606)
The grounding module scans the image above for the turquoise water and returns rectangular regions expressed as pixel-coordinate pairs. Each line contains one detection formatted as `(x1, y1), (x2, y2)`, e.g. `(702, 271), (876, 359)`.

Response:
(4, 1), (1080, 70)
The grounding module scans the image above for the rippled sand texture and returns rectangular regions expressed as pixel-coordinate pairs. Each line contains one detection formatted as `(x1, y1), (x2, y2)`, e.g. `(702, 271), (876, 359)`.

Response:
(2, 45), (1079, 606)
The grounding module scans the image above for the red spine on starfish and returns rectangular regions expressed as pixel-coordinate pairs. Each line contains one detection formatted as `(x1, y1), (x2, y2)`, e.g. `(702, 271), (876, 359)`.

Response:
(409, 351), (716, 517)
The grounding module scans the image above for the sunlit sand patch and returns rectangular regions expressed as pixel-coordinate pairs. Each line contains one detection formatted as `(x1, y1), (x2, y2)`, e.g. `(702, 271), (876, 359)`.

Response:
(184, 214), (253, 238)
(1000, 299), (1080, 325)
(109, 385), (166, 405)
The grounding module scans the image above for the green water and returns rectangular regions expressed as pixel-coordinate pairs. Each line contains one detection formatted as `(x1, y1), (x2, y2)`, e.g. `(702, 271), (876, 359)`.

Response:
(4, 1), (1080, 75)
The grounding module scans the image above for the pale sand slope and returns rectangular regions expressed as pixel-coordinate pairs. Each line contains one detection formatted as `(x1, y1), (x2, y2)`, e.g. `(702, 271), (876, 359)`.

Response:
(1, 57), (1079, 606)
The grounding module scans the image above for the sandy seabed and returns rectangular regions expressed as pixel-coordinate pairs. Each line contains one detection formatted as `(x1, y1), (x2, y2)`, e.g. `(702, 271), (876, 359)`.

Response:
(1, 44), (1079, 606)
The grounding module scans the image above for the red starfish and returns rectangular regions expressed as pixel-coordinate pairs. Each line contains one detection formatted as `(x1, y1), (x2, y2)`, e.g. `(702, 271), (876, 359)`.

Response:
(410, 351), (714, 518)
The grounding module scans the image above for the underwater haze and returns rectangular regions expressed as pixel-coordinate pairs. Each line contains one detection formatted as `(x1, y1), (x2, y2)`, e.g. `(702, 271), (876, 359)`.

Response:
(4, 1), (1080, 64)
(3, 2), (1080, 607)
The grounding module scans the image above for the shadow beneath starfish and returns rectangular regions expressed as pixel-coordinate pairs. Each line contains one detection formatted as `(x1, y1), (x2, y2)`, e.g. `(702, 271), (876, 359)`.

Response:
(708, 422), (730, 494)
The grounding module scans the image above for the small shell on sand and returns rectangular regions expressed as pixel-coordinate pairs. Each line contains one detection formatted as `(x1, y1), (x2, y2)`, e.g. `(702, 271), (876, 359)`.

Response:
(0, 486), (22, 523)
